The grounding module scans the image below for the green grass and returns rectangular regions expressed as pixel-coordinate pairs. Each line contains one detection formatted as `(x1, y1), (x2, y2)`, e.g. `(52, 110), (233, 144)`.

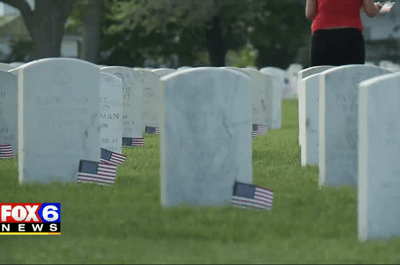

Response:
(1, 99), (400, 264)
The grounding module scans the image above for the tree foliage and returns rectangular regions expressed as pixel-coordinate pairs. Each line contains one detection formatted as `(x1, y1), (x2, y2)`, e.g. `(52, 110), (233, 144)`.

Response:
(59, 0), (311, 67)
(0, 0), (78, 59)
(107, 0), (256, 66)
(250, 0), (311, 69)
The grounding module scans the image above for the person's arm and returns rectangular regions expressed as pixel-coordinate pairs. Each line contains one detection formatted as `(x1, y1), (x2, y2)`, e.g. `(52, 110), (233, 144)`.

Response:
(306, 0), (317, 19)
(362, 0), (383, 17)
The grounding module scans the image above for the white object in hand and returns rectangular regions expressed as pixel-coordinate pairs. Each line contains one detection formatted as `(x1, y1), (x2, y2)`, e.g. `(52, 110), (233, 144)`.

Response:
(380, 2), (395, 13)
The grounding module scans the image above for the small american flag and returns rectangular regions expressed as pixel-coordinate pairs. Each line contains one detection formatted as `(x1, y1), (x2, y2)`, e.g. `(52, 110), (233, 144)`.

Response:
(231, 181), (274, 210)
(145, 126), (160, 135)
(100, 148), (126, 166)
(253, 124), (268, 135)
(77, 160), (117, 186)
(251, 131), (256, 140)
(0, 144), (13, 159)
(122, 137), (144, 148)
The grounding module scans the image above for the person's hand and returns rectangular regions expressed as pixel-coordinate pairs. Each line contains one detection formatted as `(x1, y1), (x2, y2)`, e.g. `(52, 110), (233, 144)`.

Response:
(375, 3), (383, 10)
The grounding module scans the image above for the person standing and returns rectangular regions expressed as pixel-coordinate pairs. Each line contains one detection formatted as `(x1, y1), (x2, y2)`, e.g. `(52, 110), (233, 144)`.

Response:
(306, 0), (383, 66)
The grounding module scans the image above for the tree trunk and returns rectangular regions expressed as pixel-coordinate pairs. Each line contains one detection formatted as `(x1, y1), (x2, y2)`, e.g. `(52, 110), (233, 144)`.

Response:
(0, 0), (78, 59)
(206, 16), (227, 67)
(82, 0), (101, 63)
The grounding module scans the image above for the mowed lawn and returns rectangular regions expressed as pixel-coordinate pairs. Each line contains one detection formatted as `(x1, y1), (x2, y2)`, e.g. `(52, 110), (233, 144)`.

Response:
(1, 99), (400, 264)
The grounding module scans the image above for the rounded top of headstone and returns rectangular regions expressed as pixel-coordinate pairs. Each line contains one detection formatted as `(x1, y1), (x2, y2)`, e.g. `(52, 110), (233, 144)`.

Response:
(260, 67), (287, 74)
(101, 66), (143, 84)
(320, 64), (392, 77)
(20, 58), (98, 70)
(177, 66), (193, 71)
(101, 66), (133, 71)
(287, 64), (303, 70)
(299, 66), (335, 79)
(302, 72), (323, 83)
(221, 67), (250, 76)
(151, 68), (176, 77)
(101, 71), (123, 80)
(100, 72), (123, 88)
(160, 67), (251, 82)
(358, 71), (400, 90)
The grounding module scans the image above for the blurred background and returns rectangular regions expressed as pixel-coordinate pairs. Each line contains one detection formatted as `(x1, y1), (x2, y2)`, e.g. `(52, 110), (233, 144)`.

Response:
(0, 0), (398, 69)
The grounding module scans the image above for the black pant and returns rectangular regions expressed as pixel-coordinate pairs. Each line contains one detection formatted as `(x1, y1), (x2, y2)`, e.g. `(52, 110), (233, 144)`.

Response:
(310, 28), (365, 67)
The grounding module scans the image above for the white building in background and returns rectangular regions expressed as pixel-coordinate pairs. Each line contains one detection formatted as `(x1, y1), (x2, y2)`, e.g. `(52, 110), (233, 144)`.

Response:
(0, 0), (81, 62)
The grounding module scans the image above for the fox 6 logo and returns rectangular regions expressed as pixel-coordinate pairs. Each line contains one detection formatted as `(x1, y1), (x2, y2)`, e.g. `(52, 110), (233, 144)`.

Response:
(0, 203), (61, 223)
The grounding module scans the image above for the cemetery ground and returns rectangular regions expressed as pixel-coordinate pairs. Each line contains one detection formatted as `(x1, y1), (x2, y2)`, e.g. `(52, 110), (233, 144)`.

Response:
(0, 99), (399, 264)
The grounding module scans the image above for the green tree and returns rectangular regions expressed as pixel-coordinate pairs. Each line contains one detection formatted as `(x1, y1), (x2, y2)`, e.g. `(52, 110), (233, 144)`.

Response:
(68, 0), (102, 63)
(108, 0), (255, 66)
(0, 0), (78, 59)
(250, 0), (311, 69)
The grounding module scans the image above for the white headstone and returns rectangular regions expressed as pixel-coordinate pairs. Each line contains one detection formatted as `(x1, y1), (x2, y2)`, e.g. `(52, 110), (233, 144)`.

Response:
(160, 68), (253, 207)
(259, 67), (285, 129)
(365, 62), (375, 66)
(301, 73), (322, 166)
(100, 67), (143, 145)
(358, 72), (400, 241)
(319, 65), (392, 187)
(247, 68), (281, 129)
(221, 67), (254, 126)
(135, 69), (161, 132)
(151, 68), (176, 77)
(287, 64), (303, 98)
(260, 67), (291, 101)
(8, 61), (38, 75)
(245, 66), (258, 70)
(18, 58), (100, 183)
(100, 73), (123, 153)
(0, 70), (18, 155)
(0, 63), (14, 71)
(298, 66), (334, 147)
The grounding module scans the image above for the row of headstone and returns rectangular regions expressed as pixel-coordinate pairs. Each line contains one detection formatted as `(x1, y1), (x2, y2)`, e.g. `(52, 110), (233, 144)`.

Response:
(2, 60), (282, 167)
(0, 60), (262, 203)
(3, 61), (255, 209)
(297, 64), (399, 241)
(287, 64), (303, 98)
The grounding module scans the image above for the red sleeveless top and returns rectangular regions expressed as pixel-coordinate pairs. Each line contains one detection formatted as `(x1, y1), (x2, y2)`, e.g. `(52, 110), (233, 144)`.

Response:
(312, 0), (364, 33)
